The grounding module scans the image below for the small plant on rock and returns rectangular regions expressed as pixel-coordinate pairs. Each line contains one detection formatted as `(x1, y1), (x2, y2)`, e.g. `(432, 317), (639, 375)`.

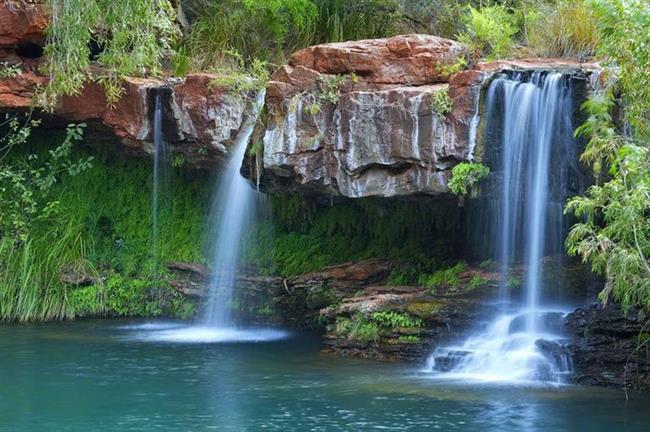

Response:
(449, 162), (490, 196)
(348, 314), (380, 344)
(370, 311), (423, 329)
(431, 88), (453, 116)
(468, 275), (489, 290)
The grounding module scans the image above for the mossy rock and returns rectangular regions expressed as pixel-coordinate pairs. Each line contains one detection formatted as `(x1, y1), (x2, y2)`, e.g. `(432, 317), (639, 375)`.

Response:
(405, 300), (445, 319)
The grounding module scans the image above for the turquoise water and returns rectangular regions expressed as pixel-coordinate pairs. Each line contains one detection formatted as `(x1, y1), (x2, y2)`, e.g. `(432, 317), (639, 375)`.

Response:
(0, 320), (648, 431)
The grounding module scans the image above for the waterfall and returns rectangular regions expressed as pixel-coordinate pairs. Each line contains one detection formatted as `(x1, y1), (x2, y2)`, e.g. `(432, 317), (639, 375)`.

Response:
(152, 94), (170, 275)
(203, 90), (266, 328)
(428, 71), (576, 384)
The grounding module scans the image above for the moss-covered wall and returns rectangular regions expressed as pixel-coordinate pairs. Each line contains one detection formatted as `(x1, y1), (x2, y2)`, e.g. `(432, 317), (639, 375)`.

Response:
(3, 128), (473, 321)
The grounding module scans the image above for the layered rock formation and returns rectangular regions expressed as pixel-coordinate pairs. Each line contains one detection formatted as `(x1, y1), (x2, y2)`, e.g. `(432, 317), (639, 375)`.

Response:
(319, 265), (499, 361)
(252, 35), (600, 198)
(0, 2), (254, 169)
(254, 35), (480, 198)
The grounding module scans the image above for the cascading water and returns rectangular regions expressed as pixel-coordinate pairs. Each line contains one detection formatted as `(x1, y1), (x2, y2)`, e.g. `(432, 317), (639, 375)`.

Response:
(428, 71), (578, 384)
(127, 90), (287, 343)
(203, 90), (266, 328)
(151, 94), (170, 275)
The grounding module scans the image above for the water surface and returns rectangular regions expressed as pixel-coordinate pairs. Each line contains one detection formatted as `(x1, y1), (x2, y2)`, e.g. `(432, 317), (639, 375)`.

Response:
(0, 320), (647, 431)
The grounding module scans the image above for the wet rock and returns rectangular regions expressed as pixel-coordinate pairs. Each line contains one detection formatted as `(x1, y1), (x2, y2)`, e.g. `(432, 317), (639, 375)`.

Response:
(59, 270), (96, 287)
(0, 71), (254, 169)
(252, 38), (603, 198)
(566, 304), (650, 390)
(433, 350), (471, 372)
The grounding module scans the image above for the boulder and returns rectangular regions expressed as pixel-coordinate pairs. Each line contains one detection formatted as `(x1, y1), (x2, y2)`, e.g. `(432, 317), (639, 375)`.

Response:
(289, 34), (466, 85)
(566, 304), (650, 390)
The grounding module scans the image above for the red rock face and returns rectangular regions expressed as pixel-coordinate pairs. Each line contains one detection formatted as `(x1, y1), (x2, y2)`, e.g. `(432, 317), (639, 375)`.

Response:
(290, 34), (466, 85)
(0, 2), (253, 170)
(255, 34), (482, 198)
(254, 38), (603, 198)
(0, 2), (47, 48)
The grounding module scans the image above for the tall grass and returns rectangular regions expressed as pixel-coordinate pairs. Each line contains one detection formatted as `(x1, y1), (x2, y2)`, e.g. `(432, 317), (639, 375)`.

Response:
(174, 0), (404, 74)
(0, 219), (90, 322)
(526, 0), (599, 58)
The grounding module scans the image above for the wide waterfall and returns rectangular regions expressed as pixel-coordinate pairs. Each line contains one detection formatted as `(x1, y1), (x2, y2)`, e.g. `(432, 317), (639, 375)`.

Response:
(151, 93), (170, 275)
(428, 71), (577, 384)
(203, 90), (266, 328)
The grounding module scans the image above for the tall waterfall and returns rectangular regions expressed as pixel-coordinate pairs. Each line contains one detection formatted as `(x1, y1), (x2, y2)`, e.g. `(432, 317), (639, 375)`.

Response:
(203, 91), (266, 328)
(152, 94), (170, 275)
(428, 71), (577, 384)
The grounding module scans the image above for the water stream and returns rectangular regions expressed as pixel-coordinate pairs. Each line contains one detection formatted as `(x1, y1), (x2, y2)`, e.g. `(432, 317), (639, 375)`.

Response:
(151, 93), (170, 275)
(203, 90), (266, 328)
(429, 71), (577, 384)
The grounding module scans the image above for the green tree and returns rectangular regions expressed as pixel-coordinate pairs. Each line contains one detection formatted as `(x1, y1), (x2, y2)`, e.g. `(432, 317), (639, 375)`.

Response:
(565, 0), (650, 312)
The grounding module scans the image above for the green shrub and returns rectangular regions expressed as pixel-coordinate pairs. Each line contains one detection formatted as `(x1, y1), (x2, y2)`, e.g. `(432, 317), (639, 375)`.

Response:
(313, 0), (402, 43)
(420, 262), (466, 291)
(458, 5), (518, 59)
(207, 52), (270, 94)
(335, 316), (354, 335)
(448, 162), (490, 196)
(176, 0), (317, 71)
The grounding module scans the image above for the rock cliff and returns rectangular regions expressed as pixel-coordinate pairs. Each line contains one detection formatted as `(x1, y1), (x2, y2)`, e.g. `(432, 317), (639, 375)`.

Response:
(0, 2), (254, 169)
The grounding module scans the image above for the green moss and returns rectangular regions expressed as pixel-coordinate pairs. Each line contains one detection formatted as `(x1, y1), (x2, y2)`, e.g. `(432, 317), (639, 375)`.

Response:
(405, 301), (444, 319)
(1, 131), (209, 321)
(245, 195), (463, 277)
(54, 143), (210, 275)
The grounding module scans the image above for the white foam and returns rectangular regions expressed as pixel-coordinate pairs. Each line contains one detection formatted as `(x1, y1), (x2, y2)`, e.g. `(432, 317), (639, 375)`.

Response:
(121, 324), (290, 344)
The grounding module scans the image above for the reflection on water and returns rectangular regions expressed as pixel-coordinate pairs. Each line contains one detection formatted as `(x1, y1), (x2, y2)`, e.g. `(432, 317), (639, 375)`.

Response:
(0, 319), (648, 432)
